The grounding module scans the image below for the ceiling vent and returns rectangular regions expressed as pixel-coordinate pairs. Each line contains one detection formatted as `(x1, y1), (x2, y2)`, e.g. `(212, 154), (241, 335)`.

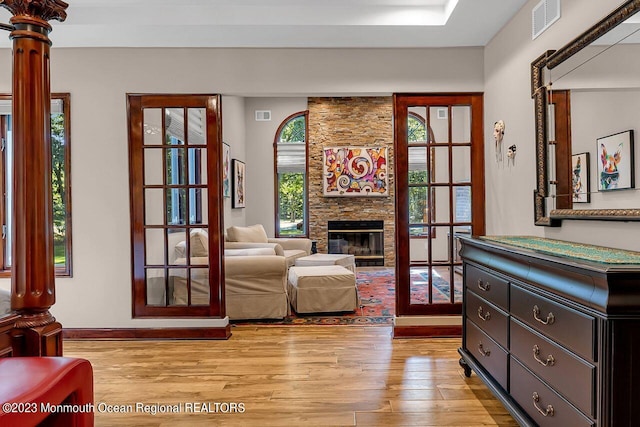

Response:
(532, 0), (561, 40)
(255, 110), (271, 121)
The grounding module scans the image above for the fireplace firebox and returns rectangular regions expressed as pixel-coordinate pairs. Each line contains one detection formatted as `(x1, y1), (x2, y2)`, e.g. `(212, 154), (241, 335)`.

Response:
(328, 220), (384, 266)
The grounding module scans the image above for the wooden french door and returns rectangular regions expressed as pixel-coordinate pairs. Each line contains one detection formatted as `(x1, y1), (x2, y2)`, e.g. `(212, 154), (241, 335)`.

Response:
(128, 94), (224, 317)
(394, 93), (485, 316)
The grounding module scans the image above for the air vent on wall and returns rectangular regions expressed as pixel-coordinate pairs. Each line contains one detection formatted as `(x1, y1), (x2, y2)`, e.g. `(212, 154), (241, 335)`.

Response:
(532, 0), (561, 40)
(255, 110), (271, 121)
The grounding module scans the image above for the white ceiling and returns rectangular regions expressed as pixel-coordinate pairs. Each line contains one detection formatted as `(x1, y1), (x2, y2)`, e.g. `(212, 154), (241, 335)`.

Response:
(0, 0), (528, 49)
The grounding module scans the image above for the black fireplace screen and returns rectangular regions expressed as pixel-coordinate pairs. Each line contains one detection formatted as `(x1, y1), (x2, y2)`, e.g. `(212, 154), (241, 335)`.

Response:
(328, 220), (384, 266)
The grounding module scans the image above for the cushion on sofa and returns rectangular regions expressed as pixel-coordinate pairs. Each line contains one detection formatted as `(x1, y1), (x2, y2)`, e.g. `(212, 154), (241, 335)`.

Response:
(190, 229), (209, 257)
(226, 224), (268, 243)
(225, 248), (276, 257)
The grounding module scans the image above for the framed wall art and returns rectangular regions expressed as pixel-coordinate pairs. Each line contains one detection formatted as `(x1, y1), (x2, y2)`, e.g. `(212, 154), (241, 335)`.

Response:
(222, 142), (230, 198)
(571, 152), (590, 203)
(597, 130), (634, 191)
(232, 159), (246, 208)
(322, 146), (388, 197)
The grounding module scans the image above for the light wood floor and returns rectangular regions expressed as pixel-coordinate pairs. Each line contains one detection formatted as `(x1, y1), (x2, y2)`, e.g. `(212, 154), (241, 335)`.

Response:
(64, 326), (517, 427)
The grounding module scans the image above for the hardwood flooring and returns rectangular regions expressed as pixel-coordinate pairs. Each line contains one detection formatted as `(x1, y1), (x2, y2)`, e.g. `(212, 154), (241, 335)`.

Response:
(63, 326), (517, 426)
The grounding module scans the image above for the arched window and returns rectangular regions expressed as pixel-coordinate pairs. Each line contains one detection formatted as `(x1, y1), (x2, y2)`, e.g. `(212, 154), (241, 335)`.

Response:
(274, 112), (308, 237)
(408, 111), (435, 236)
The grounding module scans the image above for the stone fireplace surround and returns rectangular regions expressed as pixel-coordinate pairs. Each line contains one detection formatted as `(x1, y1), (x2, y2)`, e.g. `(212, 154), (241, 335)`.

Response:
(307, 97), (395, 267)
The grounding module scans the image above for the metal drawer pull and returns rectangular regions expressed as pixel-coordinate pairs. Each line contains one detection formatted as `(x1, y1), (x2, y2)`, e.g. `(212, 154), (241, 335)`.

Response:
(477, 343), (491, 357)
(477, 279), (490, 292)
(532, 392), (554, 417)
(533, 305), (555, 325)
(477, 306), (491, 321)
(533, 344), (555, 367)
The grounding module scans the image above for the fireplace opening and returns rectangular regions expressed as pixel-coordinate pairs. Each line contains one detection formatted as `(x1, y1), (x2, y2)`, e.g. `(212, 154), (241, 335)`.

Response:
(328, 220), (384, 266)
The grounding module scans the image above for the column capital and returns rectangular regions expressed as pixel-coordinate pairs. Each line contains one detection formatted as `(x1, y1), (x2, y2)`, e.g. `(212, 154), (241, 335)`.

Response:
(0, 0), (68, 22)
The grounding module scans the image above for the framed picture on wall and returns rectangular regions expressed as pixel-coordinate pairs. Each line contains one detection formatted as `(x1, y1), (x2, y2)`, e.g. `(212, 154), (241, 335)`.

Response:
(571, 152), (590, 203)
(597, 130), (634, 191)
(222, 142), (231, 198)
(232, 159), (246, 208)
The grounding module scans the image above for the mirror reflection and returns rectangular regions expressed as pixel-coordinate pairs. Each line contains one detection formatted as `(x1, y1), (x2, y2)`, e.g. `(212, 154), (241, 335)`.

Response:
(544, 12), (640, 214)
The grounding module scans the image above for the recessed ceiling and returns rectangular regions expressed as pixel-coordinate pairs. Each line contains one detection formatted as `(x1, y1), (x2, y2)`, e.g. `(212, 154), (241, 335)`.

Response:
(0, 0), (527, 48)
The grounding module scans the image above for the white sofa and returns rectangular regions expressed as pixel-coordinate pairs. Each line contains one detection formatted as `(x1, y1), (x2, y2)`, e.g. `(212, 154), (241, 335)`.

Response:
(171, 225), (312, 320)
(225, 224), (312, 268)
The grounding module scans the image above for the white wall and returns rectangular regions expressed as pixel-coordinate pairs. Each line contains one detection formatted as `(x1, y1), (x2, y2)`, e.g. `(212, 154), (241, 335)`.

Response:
(483, 0), (640, 250)
(243, 97), (308, 236)
(222, 95), (247, 229)
(0, 46), (484, 328)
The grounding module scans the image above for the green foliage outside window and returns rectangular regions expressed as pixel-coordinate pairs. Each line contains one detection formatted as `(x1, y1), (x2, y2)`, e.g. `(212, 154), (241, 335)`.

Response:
(408, 115), (430, 236)
(408, 115), (426, 142)
(280, 116), (305, 143)
(51, 113), (67, 265)
(278, 173), (304, 236)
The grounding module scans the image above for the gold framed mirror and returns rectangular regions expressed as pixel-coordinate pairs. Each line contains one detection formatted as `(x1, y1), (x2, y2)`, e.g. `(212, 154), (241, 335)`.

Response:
(531, 0), (640, 226)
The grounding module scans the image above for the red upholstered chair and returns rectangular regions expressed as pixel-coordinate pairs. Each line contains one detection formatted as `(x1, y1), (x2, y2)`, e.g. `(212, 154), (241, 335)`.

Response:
(0, 357), (94, 427)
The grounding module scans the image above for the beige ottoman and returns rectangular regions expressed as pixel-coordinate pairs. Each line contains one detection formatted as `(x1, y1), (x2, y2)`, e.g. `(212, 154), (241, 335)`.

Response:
(288, 265), (359, 313)
(294, 253), (356, 272)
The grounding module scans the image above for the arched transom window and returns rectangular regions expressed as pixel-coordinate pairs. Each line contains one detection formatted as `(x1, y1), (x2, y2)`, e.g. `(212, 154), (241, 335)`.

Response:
(274, 112), (308, 237)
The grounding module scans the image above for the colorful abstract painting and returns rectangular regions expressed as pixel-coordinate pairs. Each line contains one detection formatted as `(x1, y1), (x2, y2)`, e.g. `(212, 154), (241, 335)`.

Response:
(322, 147), (388, 197)
(597, 130), (634, 191)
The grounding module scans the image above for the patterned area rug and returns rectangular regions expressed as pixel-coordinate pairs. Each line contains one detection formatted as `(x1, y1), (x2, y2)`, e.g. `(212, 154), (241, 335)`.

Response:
(413, 270), (462, 304)
(230, 268), (459, 326)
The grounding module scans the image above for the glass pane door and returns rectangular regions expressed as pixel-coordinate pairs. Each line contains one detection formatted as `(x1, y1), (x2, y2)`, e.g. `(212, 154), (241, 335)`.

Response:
(128, 94), (224, 318)
(394, 94), (484, 316)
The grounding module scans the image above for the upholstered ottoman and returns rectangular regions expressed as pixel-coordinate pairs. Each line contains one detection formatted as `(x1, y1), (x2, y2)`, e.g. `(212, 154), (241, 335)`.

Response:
(294, 253), (356, 272)
(288, 265), (359, 313)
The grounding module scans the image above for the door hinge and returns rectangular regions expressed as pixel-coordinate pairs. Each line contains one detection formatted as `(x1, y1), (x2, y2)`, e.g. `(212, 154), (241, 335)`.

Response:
(1, 225), (6, 240)
(1, 137), (5, 152)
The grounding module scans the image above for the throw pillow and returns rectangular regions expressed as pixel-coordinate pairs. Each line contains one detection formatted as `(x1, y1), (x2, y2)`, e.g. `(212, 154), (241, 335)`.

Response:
(226, 224), (268, 243)
(174, 240), (186, 260)
(190, 228), (209, 257)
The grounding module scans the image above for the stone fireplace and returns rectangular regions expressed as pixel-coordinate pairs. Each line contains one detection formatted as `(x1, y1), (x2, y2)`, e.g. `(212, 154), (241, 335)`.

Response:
(307, 97), (396, 266)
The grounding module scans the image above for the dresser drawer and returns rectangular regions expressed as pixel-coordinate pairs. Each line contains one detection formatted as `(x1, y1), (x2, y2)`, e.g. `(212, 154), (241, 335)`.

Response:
(465, 319), (508, 390)
(510, 357), (593, 427)
(510, 285), (595, 361)
(510, 318), (595, 417)
(466, 289), (508, 348)
(465, 263), (509, 311)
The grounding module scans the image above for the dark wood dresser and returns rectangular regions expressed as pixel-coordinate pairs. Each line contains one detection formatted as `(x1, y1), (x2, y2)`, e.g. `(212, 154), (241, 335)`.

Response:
(458, 236), (640, 427)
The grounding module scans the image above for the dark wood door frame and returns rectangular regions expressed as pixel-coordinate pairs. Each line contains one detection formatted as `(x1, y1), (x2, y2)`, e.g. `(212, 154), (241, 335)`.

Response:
(548, 90), (572, 210)
(393, 93), (485, 317)
(127, 94), (225, 319)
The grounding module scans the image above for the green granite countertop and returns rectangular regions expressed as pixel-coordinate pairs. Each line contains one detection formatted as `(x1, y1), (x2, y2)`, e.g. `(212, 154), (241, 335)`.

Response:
(479, 235), (640, 265)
